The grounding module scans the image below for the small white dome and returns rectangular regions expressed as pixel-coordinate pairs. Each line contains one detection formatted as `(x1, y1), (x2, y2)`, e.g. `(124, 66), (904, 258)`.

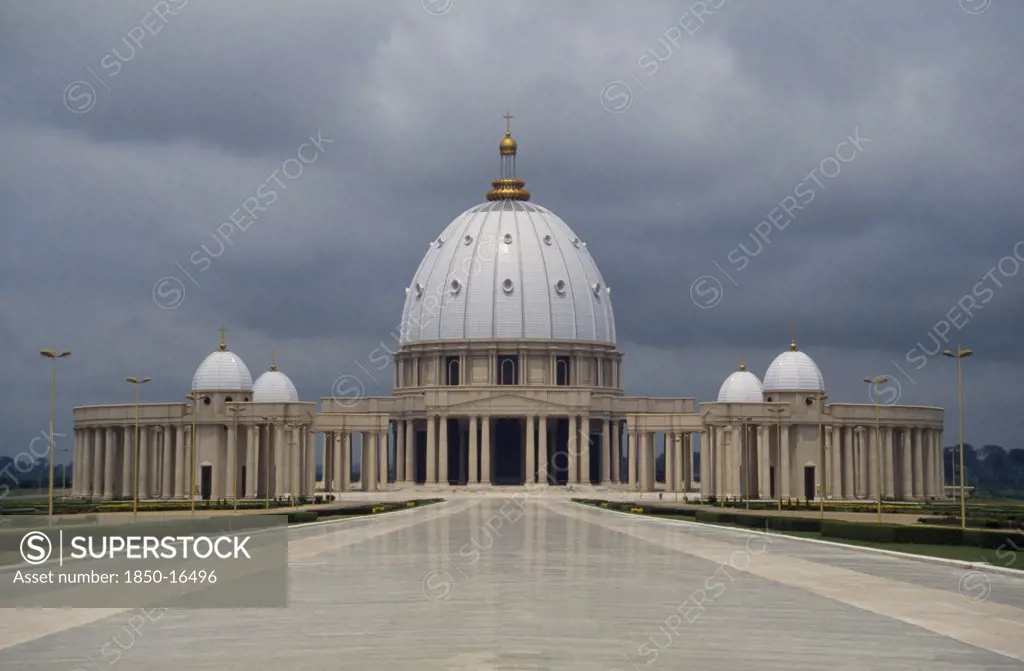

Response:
(717, 364), (764, 403)
(763, 341), (824, 392)
(253, 369), (299, 403)
(192, 346), (253, 392)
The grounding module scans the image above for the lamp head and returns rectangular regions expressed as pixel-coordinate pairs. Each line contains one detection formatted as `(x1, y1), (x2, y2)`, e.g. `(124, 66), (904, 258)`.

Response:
(40, 349), (54, 358)
(942, 350), (954, 358)
(961, 348), (973, 357)
(863, 377), (872, 383)
(126, 376), (138, 383)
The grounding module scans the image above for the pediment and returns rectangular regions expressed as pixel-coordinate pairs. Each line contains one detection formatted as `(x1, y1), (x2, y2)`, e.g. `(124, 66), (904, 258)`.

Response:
(438, 392), (583, 415)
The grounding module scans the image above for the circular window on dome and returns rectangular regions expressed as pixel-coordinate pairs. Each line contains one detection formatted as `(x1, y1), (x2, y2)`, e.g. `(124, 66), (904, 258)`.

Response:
(203, 396), (212, 406)
(414, 282), (424, 298)
(543, 235), (553, 246)
(592, 282), (601, 296)
(503, 233), (513, 245)
(572, 237), (581, 248)
(554, 280), (566, 295)
(502, 278), (514, 294)
(463, 234), (473, 245)
(450, 278), (461, 295)
(805, 397), (814, 406)
(434, 238), (444, 248)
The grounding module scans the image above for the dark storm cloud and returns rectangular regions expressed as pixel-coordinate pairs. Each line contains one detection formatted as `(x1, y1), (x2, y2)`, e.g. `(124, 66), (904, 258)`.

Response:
(1, 0), (1022, 458)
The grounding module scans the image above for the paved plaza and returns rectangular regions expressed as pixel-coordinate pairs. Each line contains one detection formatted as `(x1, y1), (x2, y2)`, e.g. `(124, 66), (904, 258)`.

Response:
(2, 495), (1024, 670)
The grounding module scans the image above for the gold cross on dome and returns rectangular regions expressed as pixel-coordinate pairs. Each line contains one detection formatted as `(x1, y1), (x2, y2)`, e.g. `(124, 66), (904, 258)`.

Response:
(503, 112), (514, 134)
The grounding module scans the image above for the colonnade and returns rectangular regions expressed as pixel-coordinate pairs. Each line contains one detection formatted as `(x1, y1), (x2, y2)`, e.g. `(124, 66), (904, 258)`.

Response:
(701, 423), (946, 501)
(72, 422), (315, 500)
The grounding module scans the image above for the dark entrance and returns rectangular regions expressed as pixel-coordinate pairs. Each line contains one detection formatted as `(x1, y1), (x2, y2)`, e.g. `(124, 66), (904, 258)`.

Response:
(201, 465), (212, 501)
(492, 418), (523, 485)
(547, 418), (569, 485)
(240, 465), (246, 498)
(445, 418), (462, 485)
(769, 465), (776, 499)
(415, 430), (426, 484)
(804, 466), (815, 501)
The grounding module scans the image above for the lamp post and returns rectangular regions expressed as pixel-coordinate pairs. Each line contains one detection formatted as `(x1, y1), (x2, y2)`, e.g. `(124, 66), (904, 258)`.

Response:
(227, 403), (244, 512)
(184, 392), (202, 515)
(767, 407), (785, 510)
(863, 376), (888, 523)
(735, 416), (752, 509)
(40, 348), (71, 518)
(942, 346), (972, 529)
(125, 376), (151, 517)
(262, 416), (280, 510)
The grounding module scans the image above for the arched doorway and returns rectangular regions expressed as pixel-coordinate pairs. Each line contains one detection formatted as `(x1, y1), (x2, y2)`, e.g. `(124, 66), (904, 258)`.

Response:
(492, 418), (523, 485)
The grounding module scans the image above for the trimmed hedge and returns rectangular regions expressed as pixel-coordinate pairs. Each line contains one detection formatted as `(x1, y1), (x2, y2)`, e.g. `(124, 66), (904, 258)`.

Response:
(287, 511), (318, 524)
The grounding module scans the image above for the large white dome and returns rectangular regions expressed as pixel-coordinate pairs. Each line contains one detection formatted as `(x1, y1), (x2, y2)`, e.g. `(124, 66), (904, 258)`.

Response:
(253, 368), (299, 403)
(763, 341), (824, 392)
(192, 346), (253, 392)
(717, 364), (764, 403)
(399, 199), (616, 344)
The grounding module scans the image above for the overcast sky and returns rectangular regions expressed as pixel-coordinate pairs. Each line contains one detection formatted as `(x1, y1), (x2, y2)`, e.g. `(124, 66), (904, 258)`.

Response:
(1, 0), (1022, 461)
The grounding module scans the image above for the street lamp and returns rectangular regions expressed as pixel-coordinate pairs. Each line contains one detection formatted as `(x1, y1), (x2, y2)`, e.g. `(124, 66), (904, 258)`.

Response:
(40, 348), (71, 518)
(735, 417), (753, 509)
(262, 416), (280, 510)
(184, 392), (202, 515)
(227, 402), (244, 512)
(863, 376), (888, 523)
(125, 376), (152, 517)
(767, 407), (785, 510)
(286, 421), (303, 506)
(942, 346), (972, 529)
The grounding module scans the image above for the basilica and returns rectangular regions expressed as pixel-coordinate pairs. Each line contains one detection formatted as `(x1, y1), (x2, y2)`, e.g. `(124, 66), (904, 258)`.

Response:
(72, 124), (946, 502)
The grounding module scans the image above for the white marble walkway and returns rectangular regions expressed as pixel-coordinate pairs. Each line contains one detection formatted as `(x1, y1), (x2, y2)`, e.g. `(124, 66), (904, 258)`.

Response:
(2, 495), (1023, 670)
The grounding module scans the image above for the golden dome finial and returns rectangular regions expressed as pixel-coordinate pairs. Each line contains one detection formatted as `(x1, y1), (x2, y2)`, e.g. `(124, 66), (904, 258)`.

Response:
(789, 339), (798, 352)
(487, 113), (530, 201)
(218, 325), (228, 351)
(739, 361), (746, 371)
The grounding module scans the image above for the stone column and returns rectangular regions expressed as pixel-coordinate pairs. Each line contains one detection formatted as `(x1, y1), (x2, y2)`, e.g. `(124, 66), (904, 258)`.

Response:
(137, 427), (149, 499)
(161, 425), (173, 499)
(481, 416), (491, 485)
(731, 425), (742, 498)
(469, 416), (479, 484)
(900, 428), (912, 499)
(883, 426), (895, 499)
(103, 427), (116, 500)
(305, 429), (315, 496)
(842, 426), (853, 498)
(567, 415), (578, 484)
(342, 432), (352, 491)
(627, 428), (638, 490)
(173, 426), (184, 498)
(701, 430), (713, 497)
(601, 420), (611, 485)
(378, 429), (389, 487)
(362, 432), (376, 492)
(579, 415), (590, 485)
(438, 415), (449, 486)
(273, 423), (285, 496)
(291, 426), (302, 495)
(780, 424), (790, 499)
(525, 415), (536, 485)
(827, 426), (838, 498)
(71, 430), (80, 495)
(611, 421), (621, 484)
(405, 421), (415, 483)
(89, 427), (103, 499)
(538, 415), (550, 484)
(426, 416), (437, 484)
(936, 429), (945, 496)
(663, 432), (671, 491)
(396, 421), (405, 483)
(756, 426), (768, 499)
(243, 425), (255, 498)
(224, 420), (237, 499)
(639, 431), (649, 491)
(912, 427), (923, 498)
(682, 433), (692, 492)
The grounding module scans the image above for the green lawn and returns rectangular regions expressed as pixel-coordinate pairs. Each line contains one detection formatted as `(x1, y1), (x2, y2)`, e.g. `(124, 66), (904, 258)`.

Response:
(652, 514), (1021, 570)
